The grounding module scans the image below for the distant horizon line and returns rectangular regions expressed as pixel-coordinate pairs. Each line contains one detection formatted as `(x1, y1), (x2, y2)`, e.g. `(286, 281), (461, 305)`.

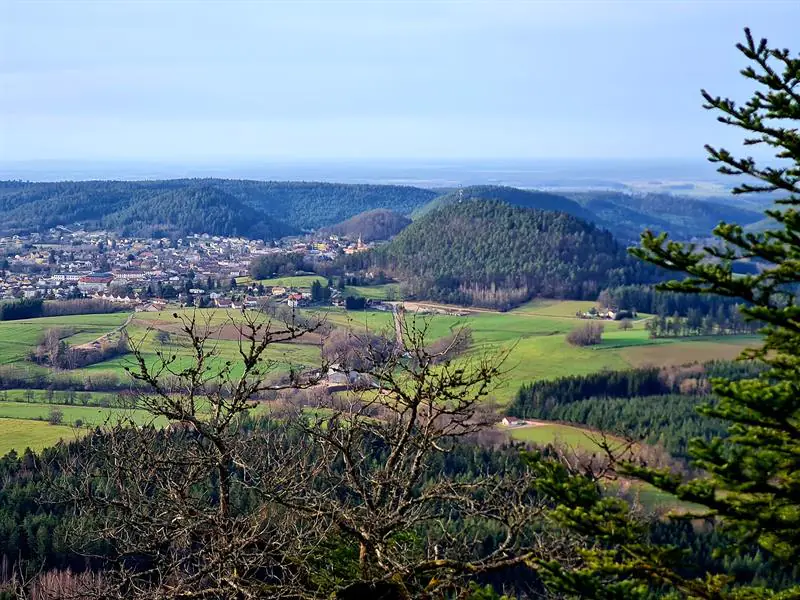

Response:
(1, 157), (711, 164)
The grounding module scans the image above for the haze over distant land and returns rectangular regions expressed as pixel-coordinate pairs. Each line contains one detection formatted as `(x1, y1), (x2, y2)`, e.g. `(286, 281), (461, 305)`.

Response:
(2, 0), (798, 166)
(0, 158), (732, 196)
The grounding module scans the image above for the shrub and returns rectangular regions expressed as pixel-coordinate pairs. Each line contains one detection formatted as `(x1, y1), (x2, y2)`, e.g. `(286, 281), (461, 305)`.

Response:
(48, 407), (64, 425)
(566, 322), (604, 346)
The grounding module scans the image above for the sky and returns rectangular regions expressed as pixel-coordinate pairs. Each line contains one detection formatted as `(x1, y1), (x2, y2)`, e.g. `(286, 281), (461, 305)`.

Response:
(1, 0), (798, 162)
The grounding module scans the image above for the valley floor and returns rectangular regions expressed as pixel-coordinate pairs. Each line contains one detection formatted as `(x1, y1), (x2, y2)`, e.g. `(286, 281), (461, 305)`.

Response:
(0, 300), (760, 460)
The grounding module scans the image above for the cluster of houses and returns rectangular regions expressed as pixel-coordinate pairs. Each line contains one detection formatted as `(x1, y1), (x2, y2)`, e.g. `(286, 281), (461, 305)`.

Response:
(0, 229), (264, 301)
(0, 227), (377, 310)
(575, 307), (622, 320)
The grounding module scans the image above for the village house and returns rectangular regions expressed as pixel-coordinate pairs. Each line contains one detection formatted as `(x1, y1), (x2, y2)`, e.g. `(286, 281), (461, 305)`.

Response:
(77, 273), (114, 294)
(287, 292), (304, 308)
(51, 273), (84, 283)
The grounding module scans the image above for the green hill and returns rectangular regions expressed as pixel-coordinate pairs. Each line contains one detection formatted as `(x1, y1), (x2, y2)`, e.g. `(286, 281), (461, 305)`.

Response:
(320, 208), (411, 241)
(100, 186), (292, 239)
(565, 190), (763, 241)
(361, 199), (660, 309)
(0, 180), (765, 243)
(0, 179), (438, 237)
(415, 185), (592, 221)
(216, 180), (436, 230)
(414, 186), (765, 243)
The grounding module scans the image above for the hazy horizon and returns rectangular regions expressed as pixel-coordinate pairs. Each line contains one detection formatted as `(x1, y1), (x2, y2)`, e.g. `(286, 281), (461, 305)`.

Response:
(3, 1), (798, 164)
(0, 157), (734, 197)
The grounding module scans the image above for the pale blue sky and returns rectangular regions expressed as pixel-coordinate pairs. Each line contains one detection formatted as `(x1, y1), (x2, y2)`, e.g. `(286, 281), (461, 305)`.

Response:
(1, 0), (797, 161)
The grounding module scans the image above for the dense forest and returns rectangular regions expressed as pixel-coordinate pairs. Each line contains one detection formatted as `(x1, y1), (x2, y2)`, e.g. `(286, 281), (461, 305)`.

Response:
(565, 190), (765, 242)
(0, 180), (766, 243)
(414, 185), (594, 221)
(0, 423), (548, 595)
(597, 284), (748, 316)
(507, 361), (765, 460)
(417, 186), (764, 243)
(320, 208), (411, 241)
(594, 285), (762, 335)
(101, 187), (292, 239)
(644, 310), (760, 337)
(0, 180), (438, 237)
(348, 200), (661, 308)
(0, 299), (126, 321)
(0, 416), (793, 596)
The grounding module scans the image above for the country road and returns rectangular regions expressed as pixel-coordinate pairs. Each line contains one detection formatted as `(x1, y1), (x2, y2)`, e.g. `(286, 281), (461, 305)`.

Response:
(72, 312), (134, 351)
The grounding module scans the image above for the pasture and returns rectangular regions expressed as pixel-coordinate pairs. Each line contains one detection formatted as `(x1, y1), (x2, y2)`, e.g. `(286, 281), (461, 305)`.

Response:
(2, 303), (755, 405)
(246, 275), (328, 288)
(0, 389), (119, 406)
(0, 418), (75, 456)
(507, 422), (697, 512)
(0, 313), (130, 365)
(0, 401), (158, 427)
(508, 422), (623, 454)
(0, 301), (761, 453)
(345, 284), (401, 300)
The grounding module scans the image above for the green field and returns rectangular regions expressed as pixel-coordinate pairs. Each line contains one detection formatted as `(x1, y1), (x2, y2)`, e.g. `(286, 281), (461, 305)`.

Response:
(312, 307), (396, 332)
(301, 303), (756, 402)
(249, 275), (328, 288)
(0, 304), (760, 403)
(0, 303), (761, 454)
(0, 399), (159, 427)
(0, 313), (130, 365)
(508, 422), (697, 511)
(0, 389), (119, 406)
(509, 423), (623, 453)
(80, 310), (322, 382)
(0, 418), (76, 456)
(344, 284), (401, 300)
(512, 299), (599, 318)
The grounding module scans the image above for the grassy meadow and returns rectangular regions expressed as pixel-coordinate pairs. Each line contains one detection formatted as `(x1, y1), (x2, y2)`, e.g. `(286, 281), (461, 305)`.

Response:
(345, 284), (401, 300)
(0, 312), (129, 365)
(509, 422), (617, 453)
(0, 300), (761, 453)
(507, 422), (698, 511)
(0, 401), (158, 427)
(240, 274), (328, 288)
(0, 418), (77, 456)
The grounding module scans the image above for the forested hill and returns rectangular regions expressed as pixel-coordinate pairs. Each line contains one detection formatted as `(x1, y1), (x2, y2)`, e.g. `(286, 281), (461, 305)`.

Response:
(0, 179), (764, 241)
(351, 199), (661, 308)
(211, 180), (437, 230)
(414, 185), (765, 243)
(415, 185), (593, 221)
(101, 188), (293, 239)
(0, 180), (438, 237)
(565, 190), (764, 242)
(320, 208), (411, 241)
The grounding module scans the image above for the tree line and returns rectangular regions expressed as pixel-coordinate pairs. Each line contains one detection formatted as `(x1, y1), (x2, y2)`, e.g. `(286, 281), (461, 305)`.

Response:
(597, 284), (747, 317)
(507, 361), (764, 419)
(0, 299), (127, 321)
(644, 308), (760, 337)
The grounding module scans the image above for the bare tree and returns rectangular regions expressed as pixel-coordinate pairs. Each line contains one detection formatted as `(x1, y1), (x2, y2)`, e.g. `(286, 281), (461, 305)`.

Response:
(50, 312), (571, 599)
(47, 406), (64, 426)
(566, 322), (604, 347)
(265, 319), (558, 597)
